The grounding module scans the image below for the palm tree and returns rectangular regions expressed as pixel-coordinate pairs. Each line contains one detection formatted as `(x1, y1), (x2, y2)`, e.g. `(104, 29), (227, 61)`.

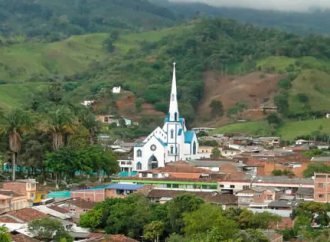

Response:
(80, 111), (102, 145)
(0, 109), (34, 180)
(41, 106), (77, 150)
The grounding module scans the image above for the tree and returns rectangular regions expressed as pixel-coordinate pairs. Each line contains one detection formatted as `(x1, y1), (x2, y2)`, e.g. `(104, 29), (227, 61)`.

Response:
(80, 209), (102, 232)
(167, 194), (204, 234)
(79, 110), (102, 145)
(274, 93), (289, 114)
(211, 147), (221, 159)
(277, 78), (291, 90)
(110, 30), (120, 42)
(236, 229), (269, 242)
(297, 93), (309, 103)
(143, 221), (165, 242)
(303, 163), (330, 177)
(209, 100), (224, 117)
(41, 106), (77, 150)
(183, 203), (223, 236)
(249, 212), (282, 229)
(0, 109), (34, 180)
(0, 226), (11, 242)
(28, 217), (65, 242)
(267, 113), (282, 125)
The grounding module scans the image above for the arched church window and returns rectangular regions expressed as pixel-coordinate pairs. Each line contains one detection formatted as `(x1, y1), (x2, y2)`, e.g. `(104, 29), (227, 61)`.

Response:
(137, 149), (142, 157)
(174, 112), (178, 121)
(193, 142), (197, 155)
(170, 146), (174, 154)
(137, 162), (142, 170)
(171, 129), (174, 139)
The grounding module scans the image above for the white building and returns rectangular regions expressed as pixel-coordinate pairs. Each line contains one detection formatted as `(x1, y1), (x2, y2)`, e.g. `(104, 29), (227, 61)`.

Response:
(112, 86), (121, 94)
(80, 100), (95, 106)
(133, 63), (203, 171)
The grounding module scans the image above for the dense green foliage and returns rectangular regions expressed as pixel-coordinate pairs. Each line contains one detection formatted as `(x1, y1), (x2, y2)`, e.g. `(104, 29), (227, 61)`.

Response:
(0, 0), (176, 41)
(28, 217), (73, 242)
(80, 194), (282, 241)
(152, 0), (330, 36)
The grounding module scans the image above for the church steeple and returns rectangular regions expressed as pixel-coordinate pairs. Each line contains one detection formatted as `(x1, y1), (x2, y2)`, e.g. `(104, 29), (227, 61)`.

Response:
(168, 62), (179, 121)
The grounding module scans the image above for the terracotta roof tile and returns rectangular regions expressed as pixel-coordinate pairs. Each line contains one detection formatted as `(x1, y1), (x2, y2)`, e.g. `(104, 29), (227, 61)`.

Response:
(0, 216), (22, 223)
(141, 161), (216, 174)
(6, 208), (48, 222)
(48, 205), (69, 214)
(169, 173), (201, 179)
(66, 197), (96, 209)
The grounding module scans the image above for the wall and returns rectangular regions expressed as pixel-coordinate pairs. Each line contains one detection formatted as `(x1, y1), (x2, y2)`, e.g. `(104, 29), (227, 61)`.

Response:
(314, 174), (330, 203)
(71, 189), (105, 203)
(3, 183), (27, 195)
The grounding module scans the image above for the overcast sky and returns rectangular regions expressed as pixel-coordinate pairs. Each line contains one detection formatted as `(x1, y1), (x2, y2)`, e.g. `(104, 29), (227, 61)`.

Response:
(170, 0), (330, 12)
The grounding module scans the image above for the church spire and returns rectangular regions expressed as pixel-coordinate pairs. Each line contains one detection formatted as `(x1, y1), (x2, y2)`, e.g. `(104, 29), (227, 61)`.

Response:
(168, 62), (179, 121)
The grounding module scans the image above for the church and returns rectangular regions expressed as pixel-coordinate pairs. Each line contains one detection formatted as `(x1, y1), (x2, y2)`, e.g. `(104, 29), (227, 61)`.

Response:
(133, 63), (200, 171)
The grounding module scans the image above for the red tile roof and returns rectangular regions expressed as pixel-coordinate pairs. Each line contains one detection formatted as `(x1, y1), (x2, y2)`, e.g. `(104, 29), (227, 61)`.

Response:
(6, 208), (48, 222)
(48, 205), (69, 214)
(0, 190), (24, 197)
(141, 161), (215, 174)
(0, 216), (22, 223)
(245, 160), (265, 167)
(169, 173), (201, 179)
(66, 197), (96, 209)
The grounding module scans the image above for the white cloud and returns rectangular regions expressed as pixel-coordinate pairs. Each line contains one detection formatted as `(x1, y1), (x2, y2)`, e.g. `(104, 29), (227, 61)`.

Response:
(169, 0), (330, 12)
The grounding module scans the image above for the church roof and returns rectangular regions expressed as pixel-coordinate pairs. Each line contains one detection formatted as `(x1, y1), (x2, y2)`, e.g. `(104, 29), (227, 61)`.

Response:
(157, 138), (167, 147)
(184, 131), (195, 144)
(178, 129), (183, 135)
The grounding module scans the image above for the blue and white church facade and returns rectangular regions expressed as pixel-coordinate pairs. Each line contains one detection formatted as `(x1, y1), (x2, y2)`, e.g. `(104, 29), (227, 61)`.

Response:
(133, 63), (209, 171)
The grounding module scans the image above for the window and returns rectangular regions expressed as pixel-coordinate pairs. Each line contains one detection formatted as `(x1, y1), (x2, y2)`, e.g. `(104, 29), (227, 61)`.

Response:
(170, 146), (174, 154)
(41, 195), (45, 199)
(220, 185), (224, 188)
(137, 162), (142, 170)
(104, 117), (109, 123)
(152, 174), (158, 178)
(174, 112), (178, 121)
(243, 185), (250, 190)
(256, 193), (261, 198)
(230, 185), (235, 188)
(319, 194), (325, 198)
(166, 184), (171, 188)
(172, 94), (174, 101)
(136, 149), (142, 157)
(171, 129), (174, 139)
(318, 183), (324, 188)
(172, 184), (179, 188)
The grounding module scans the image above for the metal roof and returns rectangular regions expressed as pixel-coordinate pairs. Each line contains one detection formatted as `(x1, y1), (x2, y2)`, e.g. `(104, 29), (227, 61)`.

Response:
(106, 184), (145, 190)
(184, 131), (195, 144)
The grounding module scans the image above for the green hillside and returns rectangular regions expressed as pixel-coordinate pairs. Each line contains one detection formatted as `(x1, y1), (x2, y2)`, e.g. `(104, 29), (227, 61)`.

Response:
(0, 83), (49, 109)
(0, 27), (182, 83)
(0, 0), (177, 41)
(211, 119), (330, 141)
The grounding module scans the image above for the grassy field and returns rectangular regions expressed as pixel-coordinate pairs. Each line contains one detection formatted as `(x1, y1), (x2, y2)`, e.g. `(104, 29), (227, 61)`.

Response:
(257, 56), (296, 73)
(0, 82), (49, 109)
(289, 69), (330, 112)
(211, 119), (330, 140)
(0, 26), (185, 83)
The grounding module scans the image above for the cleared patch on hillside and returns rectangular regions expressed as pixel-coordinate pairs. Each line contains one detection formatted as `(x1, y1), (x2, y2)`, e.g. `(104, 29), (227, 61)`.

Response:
(196, 71), (284, 126)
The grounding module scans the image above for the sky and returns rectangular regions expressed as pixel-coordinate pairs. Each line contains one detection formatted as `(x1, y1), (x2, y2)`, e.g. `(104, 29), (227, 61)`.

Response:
(170, 0), (330, 12)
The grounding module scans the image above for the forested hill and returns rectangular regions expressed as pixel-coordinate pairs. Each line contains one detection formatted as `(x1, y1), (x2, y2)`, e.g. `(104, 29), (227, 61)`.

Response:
(61, 18), (330, 125)
(0, 0), (177, 41)
(151, 0), (330, 36)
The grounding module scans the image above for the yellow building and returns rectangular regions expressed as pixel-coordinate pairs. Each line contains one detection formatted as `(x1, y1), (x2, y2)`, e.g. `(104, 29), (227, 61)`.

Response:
(198, 146), (213, 154)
